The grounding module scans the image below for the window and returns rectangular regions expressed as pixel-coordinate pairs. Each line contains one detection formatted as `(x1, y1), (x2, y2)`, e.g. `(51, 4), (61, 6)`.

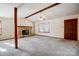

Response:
(39, 22), (50, 33)
(0, 21), (2, 34)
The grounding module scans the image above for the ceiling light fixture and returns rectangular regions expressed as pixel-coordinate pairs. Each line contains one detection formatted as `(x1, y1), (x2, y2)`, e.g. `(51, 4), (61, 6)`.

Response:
(39, 16), (44, 20)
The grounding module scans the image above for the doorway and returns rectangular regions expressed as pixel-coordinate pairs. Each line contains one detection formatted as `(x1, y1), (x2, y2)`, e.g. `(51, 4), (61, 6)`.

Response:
(64, 18), (78, 41)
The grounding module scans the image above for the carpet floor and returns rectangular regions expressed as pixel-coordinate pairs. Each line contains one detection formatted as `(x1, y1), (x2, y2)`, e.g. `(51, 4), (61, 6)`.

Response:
(0, 35), (79, 56)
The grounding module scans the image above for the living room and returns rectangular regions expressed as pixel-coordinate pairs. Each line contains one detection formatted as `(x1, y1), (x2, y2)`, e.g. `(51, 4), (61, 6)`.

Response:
(0, 3), (79, 56)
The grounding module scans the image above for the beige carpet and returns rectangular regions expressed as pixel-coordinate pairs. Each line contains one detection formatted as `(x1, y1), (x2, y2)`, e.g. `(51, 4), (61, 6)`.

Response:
(0, 35), (79, 56)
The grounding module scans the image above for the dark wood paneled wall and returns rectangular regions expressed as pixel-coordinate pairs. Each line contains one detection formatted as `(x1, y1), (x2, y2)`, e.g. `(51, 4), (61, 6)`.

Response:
(64, 18), (78, 41)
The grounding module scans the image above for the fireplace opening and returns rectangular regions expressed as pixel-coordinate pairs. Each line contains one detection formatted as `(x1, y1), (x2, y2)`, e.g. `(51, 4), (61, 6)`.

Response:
(22, 30), (29, 36)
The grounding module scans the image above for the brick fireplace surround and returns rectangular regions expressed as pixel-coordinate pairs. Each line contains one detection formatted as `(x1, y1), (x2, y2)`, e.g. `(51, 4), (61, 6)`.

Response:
(17, 26), (32, 37)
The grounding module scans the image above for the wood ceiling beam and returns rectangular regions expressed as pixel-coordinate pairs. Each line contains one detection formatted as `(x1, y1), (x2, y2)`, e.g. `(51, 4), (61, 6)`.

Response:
(25, 3), (61, 18)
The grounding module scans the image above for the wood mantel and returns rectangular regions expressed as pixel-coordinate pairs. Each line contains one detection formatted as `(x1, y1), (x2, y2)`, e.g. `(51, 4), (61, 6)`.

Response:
(18, 26), (32, 29)
(17, 26), (32, 37)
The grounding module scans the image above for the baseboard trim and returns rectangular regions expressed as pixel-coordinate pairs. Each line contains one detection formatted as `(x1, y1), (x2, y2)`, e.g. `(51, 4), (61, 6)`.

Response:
(0, 38), (14, 41)
(0, 35), (34, 41)
(36, 34), (79, 41)
(0, 34), (77, 41)
(36, 34), (64, 39)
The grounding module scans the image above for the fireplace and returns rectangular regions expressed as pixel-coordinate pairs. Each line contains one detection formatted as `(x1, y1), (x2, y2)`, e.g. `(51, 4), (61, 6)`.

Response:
(17, 26), (32, 37)
(22, 30), (29, 36)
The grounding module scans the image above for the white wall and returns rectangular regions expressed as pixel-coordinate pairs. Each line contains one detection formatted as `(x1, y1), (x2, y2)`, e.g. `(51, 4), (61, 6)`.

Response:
(18, 18), (33, 26)
(17, 18), (34, 34)
(0, 18), (33, 40)
(35, 14), (79, 40)
(0, 18), (14, 40)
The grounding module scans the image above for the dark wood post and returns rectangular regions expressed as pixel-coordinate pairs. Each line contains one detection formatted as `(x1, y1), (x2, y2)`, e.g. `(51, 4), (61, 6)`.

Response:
(14, 7), (18, 49)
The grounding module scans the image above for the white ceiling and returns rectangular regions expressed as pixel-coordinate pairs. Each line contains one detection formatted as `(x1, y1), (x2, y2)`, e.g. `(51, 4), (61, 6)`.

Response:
(0, 3), (79, 21)
(17, 3), (52, 18)
(0, 3), (52, 18)
(0, 3), (21, 18)
(29, 3), (79, 21)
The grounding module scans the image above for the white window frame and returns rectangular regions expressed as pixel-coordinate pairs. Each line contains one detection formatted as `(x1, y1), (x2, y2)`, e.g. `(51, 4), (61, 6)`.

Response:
(39, 22), (50, 33)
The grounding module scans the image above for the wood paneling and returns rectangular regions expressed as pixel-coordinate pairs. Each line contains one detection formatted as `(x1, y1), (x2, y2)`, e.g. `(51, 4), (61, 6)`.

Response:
(64, 18), (78, 41)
